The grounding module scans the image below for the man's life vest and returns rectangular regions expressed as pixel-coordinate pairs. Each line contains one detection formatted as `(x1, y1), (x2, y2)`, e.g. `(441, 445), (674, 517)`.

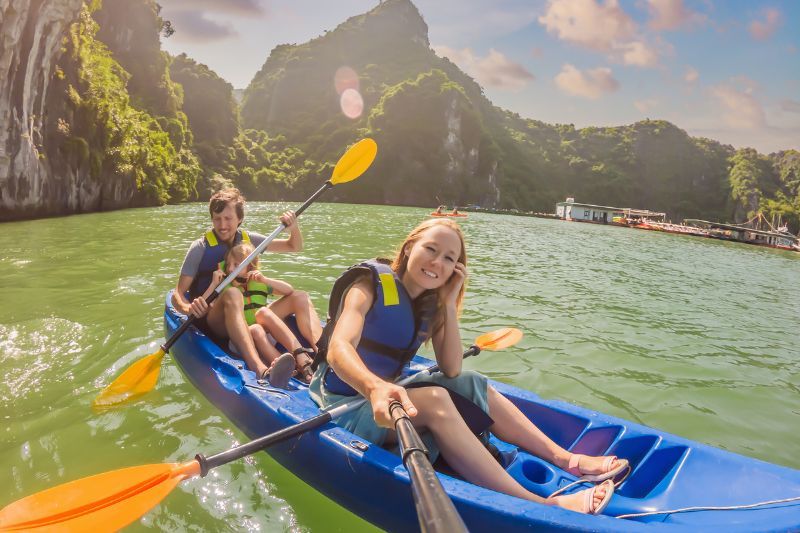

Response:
(188, 229), (250, 299)
(313, 259), (436, 396)
(217, 260), (273, 326)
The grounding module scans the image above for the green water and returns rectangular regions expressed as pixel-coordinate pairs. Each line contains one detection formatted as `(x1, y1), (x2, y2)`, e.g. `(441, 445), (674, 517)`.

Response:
(1, 203), (799, 531)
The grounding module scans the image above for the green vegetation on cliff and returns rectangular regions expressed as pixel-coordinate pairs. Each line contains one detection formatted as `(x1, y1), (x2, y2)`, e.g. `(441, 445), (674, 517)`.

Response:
(53, 4), (199, 205)
(236, 0), (798, 231)
(34, 0), (798, 232)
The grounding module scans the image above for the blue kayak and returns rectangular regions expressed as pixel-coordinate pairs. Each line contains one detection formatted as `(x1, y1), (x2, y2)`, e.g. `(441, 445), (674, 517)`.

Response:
(164, 291), (800, 531)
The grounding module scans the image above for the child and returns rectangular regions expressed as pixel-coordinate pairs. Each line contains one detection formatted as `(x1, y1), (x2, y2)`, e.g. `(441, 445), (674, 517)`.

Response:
(204, 243), (316, 387)
(310, 218), (627, 514)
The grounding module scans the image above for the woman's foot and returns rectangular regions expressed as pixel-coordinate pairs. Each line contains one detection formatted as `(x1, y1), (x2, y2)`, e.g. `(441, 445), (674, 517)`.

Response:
(548, 479), (614, 515)
(567, 454), (630, 483)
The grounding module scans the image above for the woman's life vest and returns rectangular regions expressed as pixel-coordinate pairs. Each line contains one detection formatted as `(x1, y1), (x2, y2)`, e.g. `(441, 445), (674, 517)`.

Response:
(313, 259), (436, 396)
(217, 260), (272, 326)
(189, 229), (250, 299)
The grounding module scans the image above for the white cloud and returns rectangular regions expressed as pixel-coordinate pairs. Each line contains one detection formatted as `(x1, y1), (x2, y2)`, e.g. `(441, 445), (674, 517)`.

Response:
(618, 40), (659, 67)
(538, 0), (659, 67)
(710, 83), (766, 130)
(634, 98), (659, 112)
(749, 8), (781, 41)
(158, 0), (266, 42)
(684, 66), (699, 83)
(538, 0), (635, 51)
(780, 100), (800, 113)
(646, 0), (706, 31)
(435, 46), (534, 91)
(555, 64), (619, 99)
(159, 0), (265, 16)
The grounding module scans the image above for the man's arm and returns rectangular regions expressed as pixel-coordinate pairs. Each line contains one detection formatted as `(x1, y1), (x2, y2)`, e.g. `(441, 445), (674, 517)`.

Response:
(265, 210), (303, 253)
(171, 239), (206, 316)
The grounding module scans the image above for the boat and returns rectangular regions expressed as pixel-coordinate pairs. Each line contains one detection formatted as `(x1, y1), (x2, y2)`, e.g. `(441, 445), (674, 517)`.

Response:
(164, 290), (800, 531)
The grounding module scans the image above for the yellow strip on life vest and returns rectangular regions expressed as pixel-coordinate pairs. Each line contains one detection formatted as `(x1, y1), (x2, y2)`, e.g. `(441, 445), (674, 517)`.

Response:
(241, 230), (250, 243)
(379, 273), (400, 306)
(205, 230), (218, 247)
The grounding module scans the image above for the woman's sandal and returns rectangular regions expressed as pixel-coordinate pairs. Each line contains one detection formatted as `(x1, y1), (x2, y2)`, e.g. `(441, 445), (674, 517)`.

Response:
(261, 352), (295, 389)
(548, 454), (630, 501)
(567, 454), (630, 485)
(292, 347), (315, 384)
(549, 479), (615, 515)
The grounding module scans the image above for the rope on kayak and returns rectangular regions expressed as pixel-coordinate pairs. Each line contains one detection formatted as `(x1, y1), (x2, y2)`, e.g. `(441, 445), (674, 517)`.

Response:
(616, 495), (800, 519)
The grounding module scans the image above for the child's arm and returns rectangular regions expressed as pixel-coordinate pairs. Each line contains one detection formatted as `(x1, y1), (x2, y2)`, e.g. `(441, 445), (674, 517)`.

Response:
(250, 271), (293, 296)
(201, 269), (226, 300)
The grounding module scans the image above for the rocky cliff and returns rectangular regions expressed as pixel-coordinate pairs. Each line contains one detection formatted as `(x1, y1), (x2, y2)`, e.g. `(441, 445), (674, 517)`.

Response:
(0, 0), (199, 222)
(1, 0), (83, 220)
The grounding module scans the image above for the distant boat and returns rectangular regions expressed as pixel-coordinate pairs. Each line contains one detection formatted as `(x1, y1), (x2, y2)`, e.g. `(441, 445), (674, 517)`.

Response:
(685, 213), (799, 251)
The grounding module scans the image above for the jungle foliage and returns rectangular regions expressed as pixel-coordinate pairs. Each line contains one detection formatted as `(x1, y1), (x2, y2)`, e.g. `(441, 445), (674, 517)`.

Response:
(51, 0), (798, 231)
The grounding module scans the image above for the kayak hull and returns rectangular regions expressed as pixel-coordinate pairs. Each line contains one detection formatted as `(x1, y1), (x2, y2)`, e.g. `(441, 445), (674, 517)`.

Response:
(164, 291), (800, 531)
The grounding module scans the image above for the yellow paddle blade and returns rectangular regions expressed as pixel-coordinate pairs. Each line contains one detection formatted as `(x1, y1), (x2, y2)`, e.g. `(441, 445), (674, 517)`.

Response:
(330, 138), (377, 185)
(0, 461), (200, 532)
(474, 328), (523, 351)
(91, 349), (165, 410)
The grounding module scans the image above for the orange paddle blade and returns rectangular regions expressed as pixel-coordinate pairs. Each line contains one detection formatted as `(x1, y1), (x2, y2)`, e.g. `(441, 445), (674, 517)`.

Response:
(92, 349), (165, 410)
(0, 461), (200, 532)
(474, 328), (523, 351)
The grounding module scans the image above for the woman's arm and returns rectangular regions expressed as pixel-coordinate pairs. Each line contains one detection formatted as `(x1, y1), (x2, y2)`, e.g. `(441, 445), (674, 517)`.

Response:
(430, 261), (468, 377)
(328, 277), (418, 427)
(430, 304), (463, 377)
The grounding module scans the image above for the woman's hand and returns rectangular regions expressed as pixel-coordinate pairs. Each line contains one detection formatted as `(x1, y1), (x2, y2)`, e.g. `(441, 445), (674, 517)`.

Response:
(439, 261), (467, 306)
(279, 210), (297, 228)
(368, 381), (417, 428)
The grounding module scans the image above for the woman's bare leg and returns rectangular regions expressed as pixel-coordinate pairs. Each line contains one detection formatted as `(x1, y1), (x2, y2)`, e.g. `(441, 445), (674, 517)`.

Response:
(385, 386), (611, 512)
(486, 386), (625, 475)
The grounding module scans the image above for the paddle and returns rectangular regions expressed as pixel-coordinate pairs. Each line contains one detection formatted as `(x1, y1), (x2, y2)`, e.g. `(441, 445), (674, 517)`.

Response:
(2, 328), (522, 531)
(390, 401), (468, 532)
(92, 138), (379, 409)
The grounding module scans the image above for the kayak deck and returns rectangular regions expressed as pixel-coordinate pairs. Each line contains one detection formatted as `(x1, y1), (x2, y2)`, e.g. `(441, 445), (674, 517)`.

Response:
(164, 291), (800, 532)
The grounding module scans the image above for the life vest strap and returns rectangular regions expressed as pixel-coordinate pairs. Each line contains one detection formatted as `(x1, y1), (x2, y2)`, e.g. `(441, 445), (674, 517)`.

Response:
(357, 336), (416, 364)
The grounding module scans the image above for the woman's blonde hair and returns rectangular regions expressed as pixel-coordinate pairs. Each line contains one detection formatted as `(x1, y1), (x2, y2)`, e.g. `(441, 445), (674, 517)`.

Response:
(224, 242), (258, 271)
(390, 218), (467, 336)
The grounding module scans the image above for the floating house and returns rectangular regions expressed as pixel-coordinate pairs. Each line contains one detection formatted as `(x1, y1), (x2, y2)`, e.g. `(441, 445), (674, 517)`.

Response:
(685, 217), (800, 251)
(555, 198), (665, 224)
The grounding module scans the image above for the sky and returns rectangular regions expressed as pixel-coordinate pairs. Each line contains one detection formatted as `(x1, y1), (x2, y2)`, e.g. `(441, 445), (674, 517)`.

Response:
(157, 0), (800, 154)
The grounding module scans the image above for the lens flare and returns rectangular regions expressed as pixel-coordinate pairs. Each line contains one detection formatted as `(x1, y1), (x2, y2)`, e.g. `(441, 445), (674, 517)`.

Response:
(334, 66), (360, 95)
(340, 88), (364, 119)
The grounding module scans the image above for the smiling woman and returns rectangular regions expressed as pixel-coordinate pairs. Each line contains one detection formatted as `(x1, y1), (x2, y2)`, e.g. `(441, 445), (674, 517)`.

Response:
(309, 217), (623, 515)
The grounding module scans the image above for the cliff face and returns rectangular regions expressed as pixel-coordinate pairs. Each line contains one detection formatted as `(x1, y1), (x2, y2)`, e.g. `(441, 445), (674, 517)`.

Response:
(0, 0), (83, 220)
(0, 0), (201, 221)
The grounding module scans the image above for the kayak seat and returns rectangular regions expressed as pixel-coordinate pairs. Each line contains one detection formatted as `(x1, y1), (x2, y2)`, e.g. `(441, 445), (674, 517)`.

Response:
(615, 445), (688, 499)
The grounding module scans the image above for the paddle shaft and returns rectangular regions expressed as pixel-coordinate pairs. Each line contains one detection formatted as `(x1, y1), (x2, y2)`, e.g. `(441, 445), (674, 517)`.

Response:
(161, 181), (334, 353)
(390, 401), (468, 533)
(196, 344), (482, 475)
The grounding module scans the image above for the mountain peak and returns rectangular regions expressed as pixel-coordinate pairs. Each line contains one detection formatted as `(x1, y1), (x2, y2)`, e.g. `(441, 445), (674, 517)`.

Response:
(341, 0), (429, 48)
